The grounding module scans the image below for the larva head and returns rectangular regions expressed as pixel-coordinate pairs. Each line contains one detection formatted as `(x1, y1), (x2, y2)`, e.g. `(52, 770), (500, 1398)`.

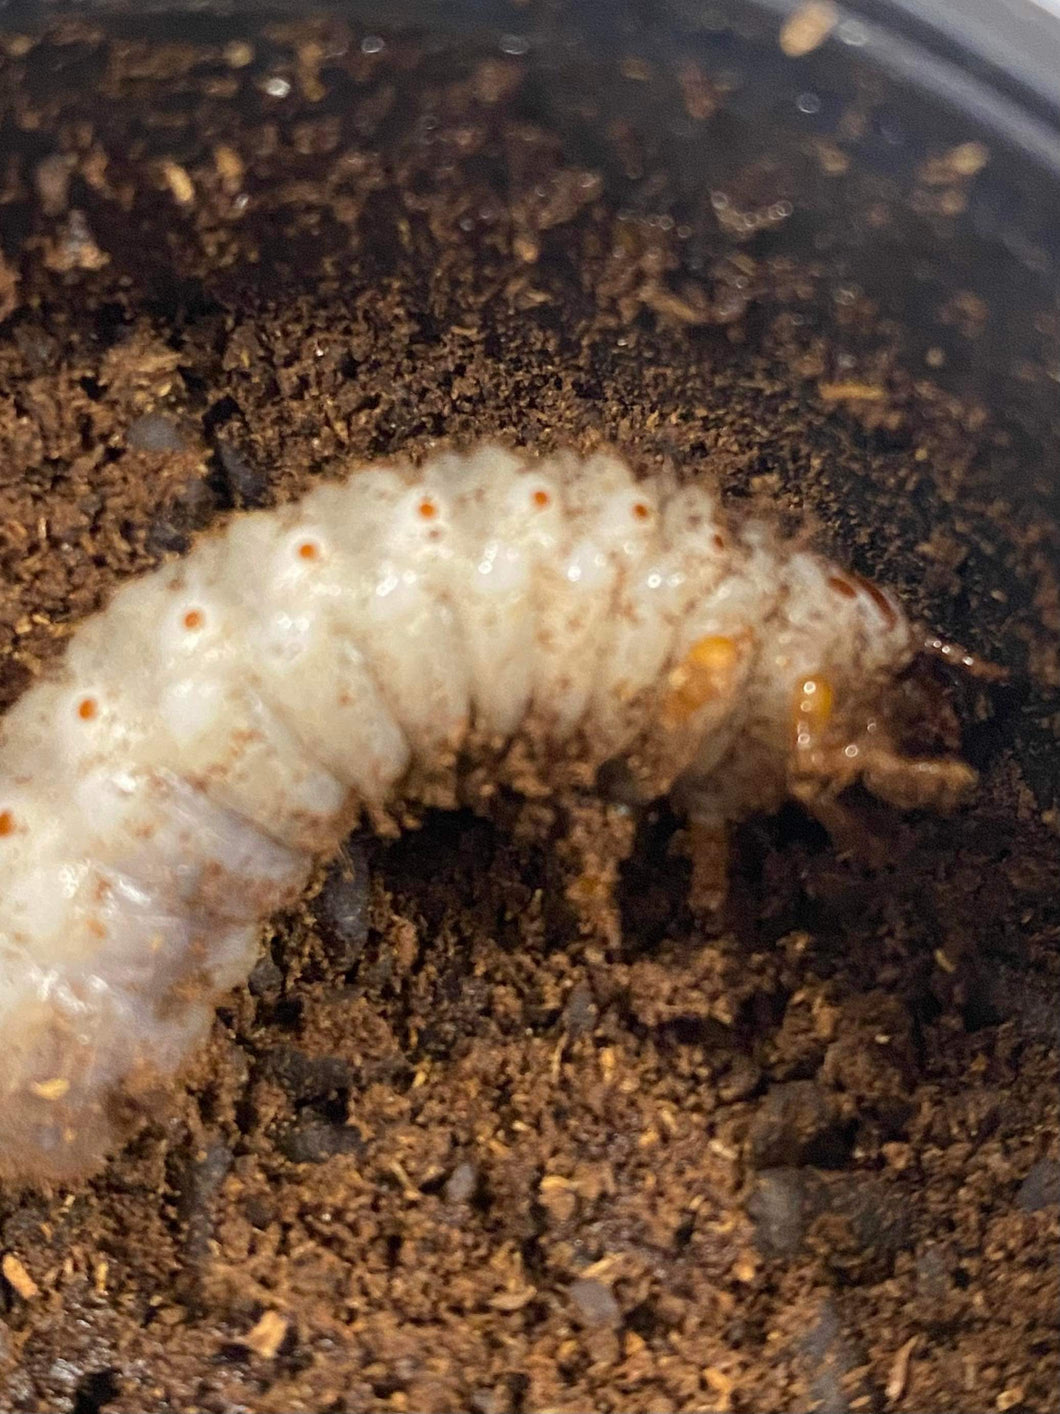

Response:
(787, 663), (978, 818)
(774, 555), (989, 817)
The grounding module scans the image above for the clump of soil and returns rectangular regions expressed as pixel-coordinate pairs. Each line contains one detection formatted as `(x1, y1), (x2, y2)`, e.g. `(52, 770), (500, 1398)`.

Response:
(0, 16), (1056, 1414)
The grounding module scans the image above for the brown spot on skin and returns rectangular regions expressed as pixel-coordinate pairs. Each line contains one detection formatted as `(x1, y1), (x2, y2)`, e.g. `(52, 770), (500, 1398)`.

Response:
(182, 608), (204, 631)
(297, 540), (320, 560)
(531, 488), (551, 509)
(850, 571), (898, 627)
(77, 696), (98, 721)
(632, 500), (651, 521)
(0, 810), (14, 836)
(418, 498), (438, 520)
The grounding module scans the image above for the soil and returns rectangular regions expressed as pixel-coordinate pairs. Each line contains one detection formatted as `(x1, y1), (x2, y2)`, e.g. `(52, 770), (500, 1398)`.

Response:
(0, 15), (1056, 1414)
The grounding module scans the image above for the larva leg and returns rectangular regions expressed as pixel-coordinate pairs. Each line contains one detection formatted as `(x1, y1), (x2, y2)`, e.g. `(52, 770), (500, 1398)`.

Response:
(788, 776), (889, 867)
(569, 631), (755, 929)
(860, 750), (978, 813)
(560, 795), (637, 947)
(687, 817), (731, 916)
(657, 634), (759, 919)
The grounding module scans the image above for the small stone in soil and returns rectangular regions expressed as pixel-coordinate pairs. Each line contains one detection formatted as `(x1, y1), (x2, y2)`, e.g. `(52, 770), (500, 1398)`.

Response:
(277, 1121), (364, 1165)
(177, 1135), (232, 1266)
(444, 1161), (479, 1205)
(796, 1296), (878, 1414)
(748, 1079), (842, 1168)
(262, 1043), (355, 1102)
(1016, 1158), (1060, 1212)
(562, 981), (598, 1037)
(215, 437), (271, 507)
(314, 845), (371, 969)
(127, 412), (190, 453)
(568, 1278), (622, 1327)
(748, 1167), (826, 1258)
(248, 953), (283, 997)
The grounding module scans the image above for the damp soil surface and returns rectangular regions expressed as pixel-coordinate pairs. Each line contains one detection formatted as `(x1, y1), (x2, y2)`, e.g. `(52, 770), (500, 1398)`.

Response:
(0, 17), (1057, 1414)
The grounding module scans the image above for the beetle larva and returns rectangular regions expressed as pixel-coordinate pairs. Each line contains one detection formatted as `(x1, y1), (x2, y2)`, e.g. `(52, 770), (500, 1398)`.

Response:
(0, 444), (982, 1183)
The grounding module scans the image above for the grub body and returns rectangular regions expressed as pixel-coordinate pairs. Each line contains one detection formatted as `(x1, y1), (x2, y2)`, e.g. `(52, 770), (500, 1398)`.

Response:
(0, 445), (973, 1182)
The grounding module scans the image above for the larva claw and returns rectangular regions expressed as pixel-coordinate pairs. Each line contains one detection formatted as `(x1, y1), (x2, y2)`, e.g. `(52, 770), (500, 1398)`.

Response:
(919, 633), (1009, 683)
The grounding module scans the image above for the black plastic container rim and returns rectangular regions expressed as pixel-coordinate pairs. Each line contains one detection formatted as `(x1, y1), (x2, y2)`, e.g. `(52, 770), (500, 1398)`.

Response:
(6, 0), (1059, 181)
(754, 0), (1060, 178)
(843, 0), (1060, 125)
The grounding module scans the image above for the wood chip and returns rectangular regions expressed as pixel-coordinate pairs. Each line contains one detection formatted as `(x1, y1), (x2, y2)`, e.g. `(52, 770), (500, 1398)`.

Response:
(223, 40), (254, 69)
(488, 1287), (537, 1311)
(702, 1365), (735, 1412)
(885, 1335), (918, 1401)
(213, 145), (244, 192)
(817, 381), (886, 402)
(919, 141), (991, 185)
(242, 1309), (288, 1358)
(161, 161), (195, 207)
(779, 1), (838, 58)
(29, 1077), (70, 1100)
(2, 1252), (40, 1299)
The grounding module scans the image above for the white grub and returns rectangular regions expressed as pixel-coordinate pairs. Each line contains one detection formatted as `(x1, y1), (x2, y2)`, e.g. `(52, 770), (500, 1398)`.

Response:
(0, 444), (978, 1183)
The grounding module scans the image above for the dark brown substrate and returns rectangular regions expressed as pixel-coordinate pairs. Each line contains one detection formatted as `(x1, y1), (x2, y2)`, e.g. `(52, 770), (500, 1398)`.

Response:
(0, 19), (1055, 1414)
